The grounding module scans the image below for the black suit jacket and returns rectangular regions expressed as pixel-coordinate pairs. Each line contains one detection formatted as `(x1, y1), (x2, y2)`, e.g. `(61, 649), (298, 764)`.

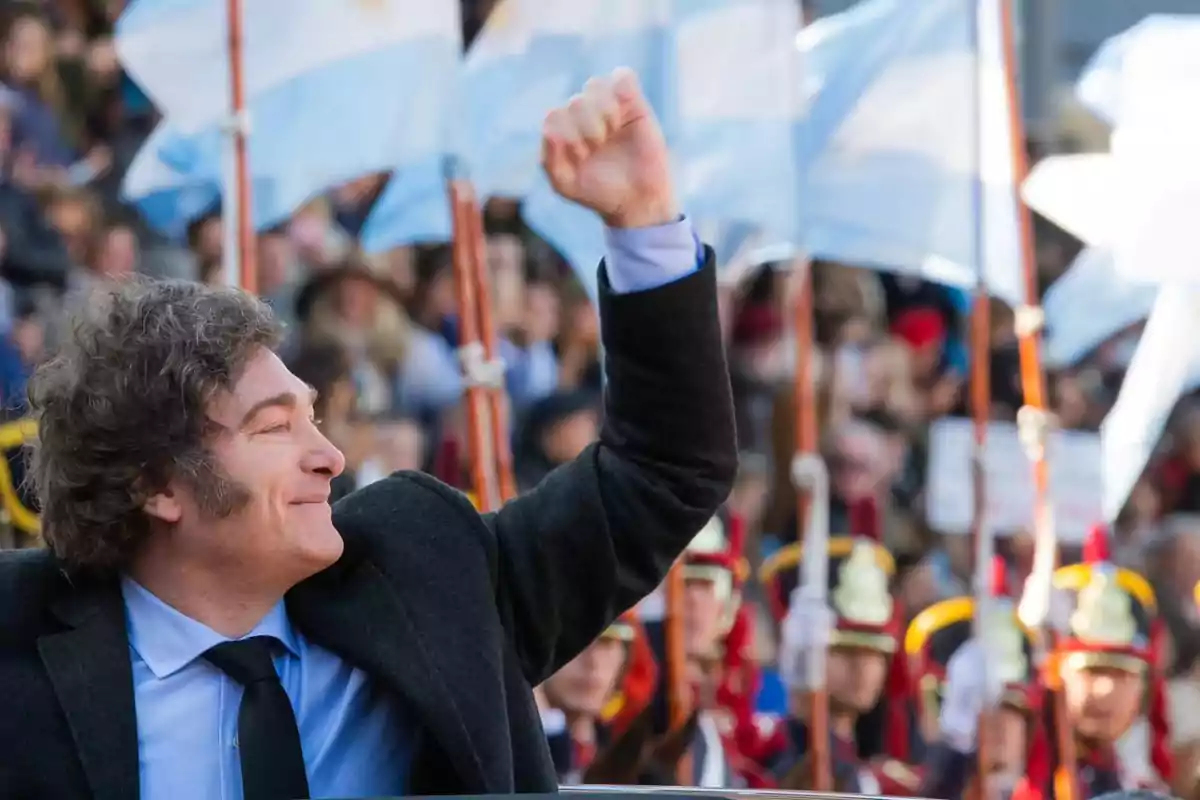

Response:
(0, 253), (736, 799)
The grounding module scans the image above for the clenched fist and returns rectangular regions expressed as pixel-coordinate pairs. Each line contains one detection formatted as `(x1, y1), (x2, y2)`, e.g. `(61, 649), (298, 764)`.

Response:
(540, 68), (678, 229)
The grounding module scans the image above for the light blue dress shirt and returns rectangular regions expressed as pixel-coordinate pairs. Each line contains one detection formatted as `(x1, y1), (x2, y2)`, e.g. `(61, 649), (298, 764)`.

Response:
(122, 216), (703, 800)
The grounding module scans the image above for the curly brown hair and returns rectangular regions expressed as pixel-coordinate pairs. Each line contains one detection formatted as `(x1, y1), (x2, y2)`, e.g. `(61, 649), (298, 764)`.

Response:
(27, 277), (283, 575)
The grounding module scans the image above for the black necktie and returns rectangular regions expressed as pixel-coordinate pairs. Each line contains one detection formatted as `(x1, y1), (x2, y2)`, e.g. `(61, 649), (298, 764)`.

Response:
(204, 636), (311, 800)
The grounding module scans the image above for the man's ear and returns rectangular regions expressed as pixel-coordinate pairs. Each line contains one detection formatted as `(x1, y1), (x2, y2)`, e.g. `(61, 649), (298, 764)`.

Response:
(143, 489), (182, 524)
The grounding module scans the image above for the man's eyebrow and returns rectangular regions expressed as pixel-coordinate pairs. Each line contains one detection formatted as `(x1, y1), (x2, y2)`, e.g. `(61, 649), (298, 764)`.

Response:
(238, 390), (299, 427)
(239, 384), (319, 428)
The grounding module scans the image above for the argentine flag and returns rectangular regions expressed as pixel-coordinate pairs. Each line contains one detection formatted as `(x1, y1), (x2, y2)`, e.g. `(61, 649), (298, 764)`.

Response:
(118, 0), (462, 236)
(360, 0), (597, 251)
(797, 0), (1023, 307)
(523, 0), (803, 298)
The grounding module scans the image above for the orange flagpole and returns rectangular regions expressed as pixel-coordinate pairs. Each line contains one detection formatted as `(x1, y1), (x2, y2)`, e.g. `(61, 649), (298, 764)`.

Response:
(463, 190), (518, 504)
(997, 0), (1078, 797)
(449, 178), (498, 512)
(793, 257), (830, 792)
(225, 0), (255, 293)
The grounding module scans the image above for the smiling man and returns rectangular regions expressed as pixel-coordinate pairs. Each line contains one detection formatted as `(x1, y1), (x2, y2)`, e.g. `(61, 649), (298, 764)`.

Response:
(0, 69), (736, 800)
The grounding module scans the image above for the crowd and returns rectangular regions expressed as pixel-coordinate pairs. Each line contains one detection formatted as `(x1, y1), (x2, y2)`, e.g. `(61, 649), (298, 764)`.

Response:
(3, 0), (1200, 798)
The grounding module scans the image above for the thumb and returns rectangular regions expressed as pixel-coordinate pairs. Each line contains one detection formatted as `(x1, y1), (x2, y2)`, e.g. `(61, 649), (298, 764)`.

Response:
(611, 67), (652, 126)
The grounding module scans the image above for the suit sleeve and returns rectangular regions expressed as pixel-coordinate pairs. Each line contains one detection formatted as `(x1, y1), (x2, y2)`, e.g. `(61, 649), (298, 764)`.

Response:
(490, 248), (737, 683)
(918, 743), (976, 799)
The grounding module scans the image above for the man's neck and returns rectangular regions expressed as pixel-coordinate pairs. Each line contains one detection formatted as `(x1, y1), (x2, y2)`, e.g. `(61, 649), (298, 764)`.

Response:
(567, 712), (598, 746)
(126, 548), (288, 639)
(1075, 734), (1116, 766)
(831, 712), (857, 741)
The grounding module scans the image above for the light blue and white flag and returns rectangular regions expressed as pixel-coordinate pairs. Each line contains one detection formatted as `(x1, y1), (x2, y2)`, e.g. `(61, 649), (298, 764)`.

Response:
(358, 156), (455, 252)
(1077, 14), (1200, 128)
(1100, 288), (1200, 522)
(359, 0), (595, 253)
(118, 0), (462, 236)
(520, 1), (672, 293)
(523, 0), (803, 298)
(1042, 247), (1158, 369)
(797, 0), (1023, 307)
(461, 0), (600, 199)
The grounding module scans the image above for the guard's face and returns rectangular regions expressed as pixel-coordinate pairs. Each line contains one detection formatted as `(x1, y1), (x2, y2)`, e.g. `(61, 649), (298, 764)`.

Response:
(145, 347), (346, 588)
(683, 575), (725, 661)
(1062, 663), (1143, 742)
(984, 705), (1028, 775)
(827, 646), (888, 713)
(543, 636), (627, 717)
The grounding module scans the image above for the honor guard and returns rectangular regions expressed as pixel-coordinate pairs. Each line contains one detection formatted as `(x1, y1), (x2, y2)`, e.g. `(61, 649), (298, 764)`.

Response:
(1043, 525), (1173, 797)
(757, 497), (916, 795)
(905, 557), (1045, 800)
(0, 417), (38, 547)
(541, 610), (655, 785)
(596, 507), (755, 787)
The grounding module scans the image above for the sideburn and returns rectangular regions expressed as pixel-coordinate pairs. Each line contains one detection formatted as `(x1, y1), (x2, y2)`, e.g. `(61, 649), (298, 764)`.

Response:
(186, 457), (253, 518)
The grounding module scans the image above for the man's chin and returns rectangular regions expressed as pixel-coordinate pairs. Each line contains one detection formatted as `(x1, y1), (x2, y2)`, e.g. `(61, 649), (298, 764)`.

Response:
(294, 522), (345, 571)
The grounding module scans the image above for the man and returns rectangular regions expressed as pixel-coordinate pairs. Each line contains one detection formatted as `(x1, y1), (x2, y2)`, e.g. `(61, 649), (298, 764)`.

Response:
(633, 508), (753, 788)
(540, 612), (652, 784)
(0, 68), (737, 799)
(905, 558), (1043, 799)
(1040, 526), (1174, 798)
(758, 497), (916, 794)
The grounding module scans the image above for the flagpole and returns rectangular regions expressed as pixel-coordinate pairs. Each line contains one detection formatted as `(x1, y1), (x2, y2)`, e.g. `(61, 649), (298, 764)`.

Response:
(448, 169), (499, 512)
(997, 0), (1078, 796)
(225, 0), (256, 293)
(463, 188), (518, 504)
(791, 1), (829, 790)
(967, 1), (996, 796)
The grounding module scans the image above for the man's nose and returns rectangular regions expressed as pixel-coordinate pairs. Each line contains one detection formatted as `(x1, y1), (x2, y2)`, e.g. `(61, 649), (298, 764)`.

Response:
(304, 427), (346, 478)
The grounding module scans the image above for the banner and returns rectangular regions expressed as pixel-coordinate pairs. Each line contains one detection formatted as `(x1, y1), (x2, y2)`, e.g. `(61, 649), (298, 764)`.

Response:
(925, 417), (1102, 545)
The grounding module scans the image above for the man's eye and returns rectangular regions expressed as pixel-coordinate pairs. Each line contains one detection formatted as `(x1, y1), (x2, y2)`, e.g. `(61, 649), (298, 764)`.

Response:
(261, 422), (291, 434)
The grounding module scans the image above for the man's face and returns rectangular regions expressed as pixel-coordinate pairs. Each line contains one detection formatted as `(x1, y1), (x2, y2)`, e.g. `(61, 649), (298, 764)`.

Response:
(146, 347), (346, 586)
(97, 227), (138, 277)
(682, 575), (725, 662)
(543, 636), (627, 717)
(826, 646), (888, 714)
(542, 409), (598, 465)
(1062, 663), (1143, 743)
(831, 430), (882, 502)
(984, 706), (1028, 775)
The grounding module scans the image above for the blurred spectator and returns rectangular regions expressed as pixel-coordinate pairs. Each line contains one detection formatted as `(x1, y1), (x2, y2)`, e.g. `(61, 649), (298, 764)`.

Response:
(0, 296), (42, 414)
(514, 389), (600, 491)
(0, 90), (71, 297)
(295, 257), (410, 418)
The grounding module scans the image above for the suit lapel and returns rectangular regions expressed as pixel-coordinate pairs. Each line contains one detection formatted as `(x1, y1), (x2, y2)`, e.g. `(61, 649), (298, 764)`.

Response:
(39, 579), (139, 800)
(288, 559), (492, 792)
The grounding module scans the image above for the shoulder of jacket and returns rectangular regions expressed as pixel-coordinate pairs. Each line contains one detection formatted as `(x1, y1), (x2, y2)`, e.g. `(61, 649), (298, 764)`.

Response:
(0, 547), (65, 646)
(331, 470), (498, 584)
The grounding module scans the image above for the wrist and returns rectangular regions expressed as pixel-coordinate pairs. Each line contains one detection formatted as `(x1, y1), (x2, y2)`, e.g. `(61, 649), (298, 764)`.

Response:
(601, 197), (681, 229)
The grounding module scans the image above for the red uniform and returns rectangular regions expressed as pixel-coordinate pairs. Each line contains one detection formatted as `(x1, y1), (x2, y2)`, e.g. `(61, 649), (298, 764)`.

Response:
(753, 497), (916, 793)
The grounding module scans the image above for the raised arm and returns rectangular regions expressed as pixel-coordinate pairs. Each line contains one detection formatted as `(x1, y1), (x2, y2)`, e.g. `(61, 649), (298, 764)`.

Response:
(489, 69), (736, 681)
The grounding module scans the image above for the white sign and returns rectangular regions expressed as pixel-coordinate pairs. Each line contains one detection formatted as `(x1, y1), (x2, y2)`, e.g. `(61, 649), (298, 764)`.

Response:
(925, 417), (1102, 545)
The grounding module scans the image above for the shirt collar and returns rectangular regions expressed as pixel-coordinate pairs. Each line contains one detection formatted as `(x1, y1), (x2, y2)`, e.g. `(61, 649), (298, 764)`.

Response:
(120, 576), (301, 679)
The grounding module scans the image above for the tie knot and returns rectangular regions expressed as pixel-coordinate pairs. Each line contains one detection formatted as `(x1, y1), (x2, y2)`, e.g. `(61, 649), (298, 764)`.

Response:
(203, 636), (281, 686)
